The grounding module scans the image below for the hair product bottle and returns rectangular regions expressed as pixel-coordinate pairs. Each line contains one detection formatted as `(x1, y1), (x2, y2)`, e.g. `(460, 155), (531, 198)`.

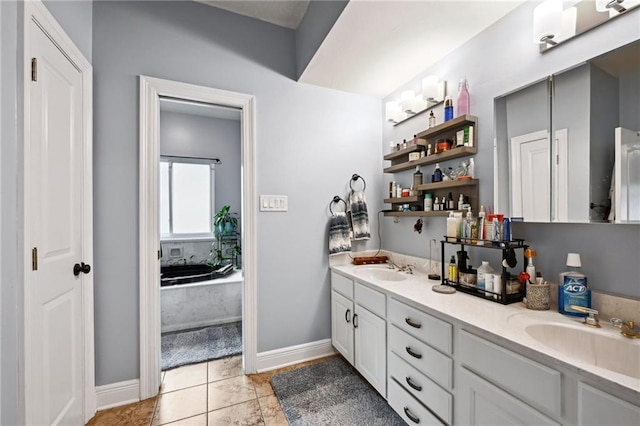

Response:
(457, 78), (470, 116)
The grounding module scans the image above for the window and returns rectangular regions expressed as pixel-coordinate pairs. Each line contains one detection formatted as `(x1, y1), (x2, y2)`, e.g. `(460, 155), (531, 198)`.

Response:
(160, 157), (215, 237)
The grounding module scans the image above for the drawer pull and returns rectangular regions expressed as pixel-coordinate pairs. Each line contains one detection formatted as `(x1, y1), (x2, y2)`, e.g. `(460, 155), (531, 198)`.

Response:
(345, 309), (351, 323)
(404, 407), (420, 424)
(405, 376), (422, 392)
(405, 317), (422, 329)
(405, 346), (422, 359)
(353, 313), (359, 328)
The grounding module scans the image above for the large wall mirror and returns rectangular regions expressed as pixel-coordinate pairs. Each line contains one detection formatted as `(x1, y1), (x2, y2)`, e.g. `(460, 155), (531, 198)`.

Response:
(495, 39), (640, 224)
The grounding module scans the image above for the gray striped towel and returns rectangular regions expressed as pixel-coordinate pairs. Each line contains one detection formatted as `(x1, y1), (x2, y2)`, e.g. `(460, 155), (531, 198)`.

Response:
(329, 212), (351, 255)
(349, 190), (370, 240)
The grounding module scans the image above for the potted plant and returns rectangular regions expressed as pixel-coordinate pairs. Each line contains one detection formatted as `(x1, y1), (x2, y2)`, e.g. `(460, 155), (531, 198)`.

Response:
(213, 205), (238, 236)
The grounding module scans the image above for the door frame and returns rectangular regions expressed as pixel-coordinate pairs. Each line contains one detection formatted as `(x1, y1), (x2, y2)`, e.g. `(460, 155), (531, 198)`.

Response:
(22, 0), (95, 423)
(138, 76), (257, 399)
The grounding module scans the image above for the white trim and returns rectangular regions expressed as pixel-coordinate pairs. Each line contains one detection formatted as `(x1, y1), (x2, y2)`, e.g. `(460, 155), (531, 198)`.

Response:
(160, 316), (243, 334)
(23, 1), (96, 423)
(552, 128), (569, 222)
(255, 339), (337, 373)
(95, 380), (140, 411)
(139, 76), (258, 400)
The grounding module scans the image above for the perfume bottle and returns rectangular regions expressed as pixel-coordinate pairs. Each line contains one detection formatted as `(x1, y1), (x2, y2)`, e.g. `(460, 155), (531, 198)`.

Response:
(444, 96), (454, 121)
(457, 78), (470, 116)
(428, 110), (436, 128)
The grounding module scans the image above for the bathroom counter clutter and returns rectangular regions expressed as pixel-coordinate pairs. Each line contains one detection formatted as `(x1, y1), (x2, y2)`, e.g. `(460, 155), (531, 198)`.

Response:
(330, 263), (640, 397)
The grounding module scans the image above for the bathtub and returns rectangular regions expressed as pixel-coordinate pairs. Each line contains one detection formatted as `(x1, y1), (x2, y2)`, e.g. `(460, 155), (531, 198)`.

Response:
(160, 269), (243, 333)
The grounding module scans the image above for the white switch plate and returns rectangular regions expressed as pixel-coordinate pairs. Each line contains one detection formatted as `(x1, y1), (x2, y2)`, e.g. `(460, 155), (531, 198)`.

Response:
(260, 195), (288, 212)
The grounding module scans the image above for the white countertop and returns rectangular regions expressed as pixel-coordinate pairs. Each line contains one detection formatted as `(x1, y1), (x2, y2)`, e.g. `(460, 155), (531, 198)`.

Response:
(331, 263), (640, 397)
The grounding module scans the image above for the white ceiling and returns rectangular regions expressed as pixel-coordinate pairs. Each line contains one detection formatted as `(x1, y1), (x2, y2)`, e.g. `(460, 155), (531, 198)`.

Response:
(198, 0), (526, 97)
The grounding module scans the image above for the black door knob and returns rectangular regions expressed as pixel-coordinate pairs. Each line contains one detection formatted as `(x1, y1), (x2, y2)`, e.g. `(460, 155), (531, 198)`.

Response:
(73, 262), (91, 276)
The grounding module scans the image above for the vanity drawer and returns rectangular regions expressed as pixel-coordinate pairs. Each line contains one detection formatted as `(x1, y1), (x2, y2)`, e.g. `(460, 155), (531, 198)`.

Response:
(388, 378), (445, 426)
(389, 325), (453, 389)
(355, 282), (385, 317)
(389, 352), (453, 425)
(389, 298), (452, 355)
(459, 330), (562, 417)
(331, 271), (353, 299)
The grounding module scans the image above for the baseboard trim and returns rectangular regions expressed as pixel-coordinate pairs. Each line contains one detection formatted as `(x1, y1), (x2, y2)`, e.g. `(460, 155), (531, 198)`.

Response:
(161, 316), (242, 334)
(96, 379), (141, 410)
(255, 339), (336, 372)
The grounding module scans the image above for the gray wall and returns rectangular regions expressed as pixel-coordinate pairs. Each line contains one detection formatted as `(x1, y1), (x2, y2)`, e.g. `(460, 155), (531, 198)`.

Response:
(295, 0), (347, 79)
(160, 111), (241, 215)
(42, 0), (93, 60)
(382, 2), (640, 298)
(93, 1), (382, 386)
(1, 3), (23, 424)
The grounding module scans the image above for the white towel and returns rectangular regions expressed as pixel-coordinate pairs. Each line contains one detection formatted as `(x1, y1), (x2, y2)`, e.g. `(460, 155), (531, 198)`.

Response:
(349, 190), (370, 240)
(328, 212), (352, 255)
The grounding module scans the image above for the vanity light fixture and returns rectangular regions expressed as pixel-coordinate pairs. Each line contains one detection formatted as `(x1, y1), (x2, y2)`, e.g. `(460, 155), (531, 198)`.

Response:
(533, 0), (563, 46)
(421, 75), (445, 103)
(596, 0), (630, 13)
(386, 76), (447, 126)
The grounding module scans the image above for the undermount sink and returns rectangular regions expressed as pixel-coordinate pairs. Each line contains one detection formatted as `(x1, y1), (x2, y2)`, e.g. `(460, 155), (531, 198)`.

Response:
(524, 322), (640, 379)
(354, 267), (408, 282)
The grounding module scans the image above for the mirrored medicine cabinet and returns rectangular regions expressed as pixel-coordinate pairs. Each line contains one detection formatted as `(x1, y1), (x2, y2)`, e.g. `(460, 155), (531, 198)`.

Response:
(494, 39), (640, 224)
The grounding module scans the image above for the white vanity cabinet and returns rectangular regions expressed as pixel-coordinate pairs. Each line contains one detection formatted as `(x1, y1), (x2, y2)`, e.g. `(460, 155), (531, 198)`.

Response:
(577, 382), (640, 425)
(387, 298), (454, 425)
(330, 271), (387, 397)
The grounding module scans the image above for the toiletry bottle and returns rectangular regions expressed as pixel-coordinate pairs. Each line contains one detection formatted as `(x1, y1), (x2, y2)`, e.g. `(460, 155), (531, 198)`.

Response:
(413, 166), (423, 188)
(448, 256), (458, 283)
(433, 197), (439, 211)
(444, 96), (454, 121)
(427, 144), (433, 156)
(468, 158), (475, 178)
(458, 194), (464, 211)
(457, 78), (470, 116)
(402, 139), (407, 149)
(525, 248), (537, 283)
(558, 253), (590, 317)
(465, 207), (475, 242)
(389, 141), (395, 153)
(477, 261), (495, 295)
(424, 193), (433, 211)
(432, 163), (443, 182)
(428, 110), (436, 128)
(446, 212), (459, 241)
(447, 192), (455, 210)
(413, 134), (418, 145)
(477, 205), (486, 242)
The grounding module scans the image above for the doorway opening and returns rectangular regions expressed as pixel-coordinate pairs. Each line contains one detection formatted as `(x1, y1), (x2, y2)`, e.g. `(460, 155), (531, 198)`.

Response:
(139, 76), (257, 399)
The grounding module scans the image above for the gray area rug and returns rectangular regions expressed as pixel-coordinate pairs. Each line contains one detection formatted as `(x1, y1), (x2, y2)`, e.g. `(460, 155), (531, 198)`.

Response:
(161, 321), (242, 371)
(271, 357), (405, 426)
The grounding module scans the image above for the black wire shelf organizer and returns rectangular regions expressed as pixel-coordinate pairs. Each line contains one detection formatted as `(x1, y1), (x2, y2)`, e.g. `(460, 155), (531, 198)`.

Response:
(441, 237), (528, 305)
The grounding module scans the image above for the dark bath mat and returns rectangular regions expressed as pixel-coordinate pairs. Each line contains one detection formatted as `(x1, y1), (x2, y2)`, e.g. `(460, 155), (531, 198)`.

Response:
(271, 356), (405, 426)
(161, 321), (241, 371)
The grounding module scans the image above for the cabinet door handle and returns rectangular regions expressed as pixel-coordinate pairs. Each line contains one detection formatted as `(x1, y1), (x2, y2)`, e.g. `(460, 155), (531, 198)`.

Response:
(353, 313), (358, 328)
(405, 346), (422, 359)
(404, 407), (420, 424)
(345, 309), (351, 323)
(405, 317), (422, 329)
(405, 376), (422, 392)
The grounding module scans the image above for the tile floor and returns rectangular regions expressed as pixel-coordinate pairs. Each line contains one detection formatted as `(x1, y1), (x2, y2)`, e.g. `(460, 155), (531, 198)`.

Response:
(87, 355), (334, 426)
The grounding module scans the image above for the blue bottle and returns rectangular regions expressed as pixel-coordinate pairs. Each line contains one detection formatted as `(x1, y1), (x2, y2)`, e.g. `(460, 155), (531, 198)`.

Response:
(558, 253), (590, 317)
(444, 96), (454, 121)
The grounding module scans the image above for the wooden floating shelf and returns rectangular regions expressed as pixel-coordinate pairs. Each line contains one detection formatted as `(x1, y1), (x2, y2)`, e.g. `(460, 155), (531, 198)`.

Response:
(416, 178), (478, 192)
(384, 196), (421, 204)
(416, 114), (477, 139)
(383, 141), (427, 161)
(383, 210), (461, 217)
(384, 146), (477, 173)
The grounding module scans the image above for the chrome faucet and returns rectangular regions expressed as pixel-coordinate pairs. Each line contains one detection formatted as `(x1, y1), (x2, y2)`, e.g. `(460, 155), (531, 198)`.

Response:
(569, 305), (601, 328)
(404, 264), (415, 274)
(610, 318), (640, 339)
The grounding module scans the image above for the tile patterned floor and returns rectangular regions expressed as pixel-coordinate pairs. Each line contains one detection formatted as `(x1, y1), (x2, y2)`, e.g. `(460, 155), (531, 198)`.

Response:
(87, 355), (335, 426)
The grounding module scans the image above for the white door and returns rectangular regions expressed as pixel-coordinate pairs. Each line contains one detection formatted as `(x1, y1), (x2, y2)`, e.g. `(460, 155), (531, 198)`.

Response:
(510, 131), (550, 221)
(26, 17), (87, 425)
(331, 291), (354, 364)
(354, 305), (386, 397)
(614, 127), (640, 223)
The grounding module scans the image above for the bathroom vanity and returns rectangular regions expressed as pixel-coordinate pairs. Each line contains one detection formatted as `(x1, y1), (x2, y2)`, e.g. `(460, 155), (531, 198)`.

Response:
(330, 262), (640, 425)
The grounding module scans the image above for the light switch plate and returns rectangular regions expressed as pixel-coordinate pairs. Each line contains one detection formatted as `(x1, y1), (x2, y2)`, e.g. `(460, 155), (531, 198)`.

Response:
(260, 195), (288, 212)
